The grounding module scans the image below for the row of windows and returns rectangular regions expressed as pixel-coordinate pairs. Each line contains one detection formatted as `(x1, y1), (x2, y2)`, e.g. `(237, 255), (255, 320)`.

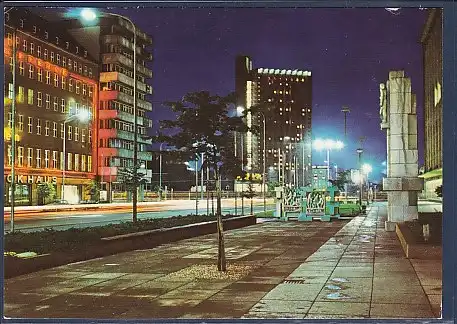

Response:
(9, 61), (94, 98)
(101, 63), (146, 84)
(101, 156), (147, 169)
(6, 33), (93, 78)
(99, 119), (147, 136)
(99, 138), (146, 152)
(7, 84), (92, 114)
(6, 113), (92, 143)
(6, 146), (92, 172)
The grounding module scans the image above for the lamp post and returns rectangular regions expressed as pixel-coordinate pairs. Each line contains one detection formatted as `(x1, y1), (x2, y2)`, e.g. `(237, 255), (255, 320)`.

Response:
(313, 139), (344, 184)
(159, 143), (164, 201)
(356, 148), (363, 205)
(283, 136), (291, 186)
(62, 110), (91, 203)
(341, 106), (350, 140)
(81, 8), (139, 220)
(362, 163), (372, 205)
(258, 112), (266, 216)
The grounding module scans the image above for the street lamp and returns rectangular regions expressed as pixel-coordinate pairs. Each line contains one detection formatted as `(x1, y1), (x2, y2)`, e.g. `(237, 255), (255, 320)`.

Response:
(258, 112), (266, 216)
(313, 139), (344, 184)
(356, 148), (364, 205)
(62, 110), (91, 203)
(159, 143), (164, 201)
(81, 8), (139, 220)
(362, 163), (372, 204)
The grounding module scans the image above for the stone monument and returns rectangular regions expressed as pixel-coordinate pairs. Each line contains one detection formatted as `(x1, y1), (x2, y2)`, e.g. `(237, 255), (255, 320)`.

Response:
(380, 71), (423, 231)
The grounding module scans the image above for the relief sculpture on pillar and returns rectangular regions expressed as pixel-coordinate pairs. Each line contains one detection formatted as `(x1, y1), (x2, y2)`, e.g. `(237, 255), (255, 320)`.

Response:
(379, 83), (388, 125)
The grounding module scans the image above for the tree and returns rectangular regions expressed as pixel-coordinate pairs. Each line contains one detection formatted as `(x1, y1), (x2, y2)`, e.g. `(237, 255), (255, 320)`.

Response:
(159, 91), (250, 271)
(329, 170), (351, 191)
(85, 176), (101, 202)
(118, 165), (147, 222)
(37, 182), (56, 205)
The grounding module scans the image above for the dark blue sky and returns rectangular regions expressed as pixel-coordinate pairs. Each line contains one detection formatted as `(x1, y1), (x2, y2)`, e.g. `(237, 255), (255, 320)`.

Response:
(111, 7), (427, 182)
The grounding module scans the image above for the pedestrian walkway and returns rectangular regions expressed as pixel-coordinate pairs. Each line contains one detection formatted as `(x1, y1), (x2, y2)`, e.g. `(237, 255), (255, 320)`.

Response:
(3, 202), (441, 319)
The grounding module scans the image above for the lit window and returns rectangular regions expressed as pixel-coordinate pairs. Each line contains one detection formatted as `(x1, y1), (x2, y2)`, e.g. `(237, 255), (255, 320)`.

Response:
(50, 52), (55, 63)
(37, 68), (43, 82)
(45, 94), (50, 109)
(78, 64), (82, 74)
(37, 46), (41, 57)
(84, 65), (87, 75)
(75, 127), (79, 141)
(19, 61), (24, 75)
(61, 99), (66, 113)
(69, 78), (73, 92)
(74, 61), (77, 71)
(88, 86), (93, 98)
(68, 58), (72, 70)
(74, 154), (80, 171)
(46, 70), (51, 84)
(17, 146), (24, 167)
(36, 149), (42, 168)
(18, 114), (24, 131)
(28, 117), (33, 133)
(7, 145), (12, 166)
(27, 89), (34, 105)
(62, 57), (66, 67)
(81, 155), (86, 172)
(54, 73), (59, 87)
(18, 86), (25, 103)
(45, 150), (50, 168)
(57, 53), (60, 65)
(30, 42), (35, 54)
(60, 124), (64, 139)
(88, 155), (92, 172)
(53, 97), (58, 111)
(23, 39), (27, 51)
(68, 125), (73, 140)
(44, 31), (48, 40)
(61, 76), (66, 90)
(88, 130), (92, 143)
(55, 37), (59, 45)
(81, 129), (86, 143)
(53, 122), (57, 137)
(76, 81), (80, 94)
(82, 84), (87, 96)
(27, 148), (33, 167)
(88, 68), (92, 78)
(44, 49), (48, 60)
(37, 92), (42, 107)
(20, 19), (24, 28)
(52, 151), (58, 168)
(45, 121), (50, 136)
(68, 153), (73, 170)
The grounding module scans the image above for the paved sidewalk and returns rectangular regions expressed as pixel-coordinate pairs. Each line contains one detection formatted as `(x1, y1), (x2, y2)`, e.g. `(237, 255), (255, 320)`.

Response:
(4, 202), (441, 319)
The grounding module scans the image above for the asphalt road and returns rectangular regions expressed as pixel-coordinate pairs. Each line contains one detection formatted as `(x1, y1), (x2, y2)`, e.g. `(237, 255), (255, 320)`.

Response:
(3, 204), (275, 233)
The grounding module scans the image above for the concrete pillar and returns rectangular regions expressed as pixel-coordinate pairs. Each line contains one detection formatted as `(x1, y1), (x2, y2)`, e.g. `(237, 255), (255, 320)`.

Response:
(380, 71), (423, 231)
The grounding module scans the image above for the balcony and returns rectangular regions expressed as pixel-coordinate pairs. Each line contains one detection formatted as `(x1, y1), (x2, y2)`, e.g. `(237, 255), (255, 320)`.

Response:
(99, 90), (153, 111)
(102, 35), (153, 59)
(101, 53), (153, 78)
(98, 110), (144, 126)
(98, 166), (118, 176)
(117, 148), (153, 161)
(98, 129), (152, 145)
(100, 71), (153, 94)
(116, 18), (153, 45)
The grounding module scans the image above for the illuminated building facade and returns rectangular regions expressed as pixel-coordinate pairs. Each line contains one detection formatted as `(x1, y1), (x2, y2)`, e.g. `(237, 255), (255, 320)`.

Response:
(235, 55), (313, 186)
(420, 9), (443, 198)
(4, 8), (99, 205)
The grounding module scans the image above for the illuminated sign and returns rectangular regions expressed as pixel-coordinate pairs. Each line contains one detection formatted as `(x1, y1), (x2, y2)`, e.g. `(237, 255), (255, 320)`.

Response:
(5, 174), (58, 184)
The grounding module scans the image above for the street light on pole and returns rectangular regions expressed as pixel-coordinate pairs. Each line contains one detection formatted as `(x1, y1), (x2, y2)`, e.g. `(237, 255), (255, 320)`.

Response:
(258, 112), (266, 216)
(62, 110), (91, 203)
(313, 139), (344, 184)
(81, 8), (139, 221)
(362, 163), (372, 205)
(356, 148), (364, 205)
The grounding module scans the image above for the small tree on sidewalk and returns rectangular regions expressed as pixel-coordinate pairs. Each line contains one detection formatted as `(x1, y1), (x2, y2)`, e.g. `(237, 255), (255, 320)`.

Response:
(158, 91), (250, 271)
(118, 165), (147, 222)
(85, 176), (101, 202)
(37, 182), (56, 205)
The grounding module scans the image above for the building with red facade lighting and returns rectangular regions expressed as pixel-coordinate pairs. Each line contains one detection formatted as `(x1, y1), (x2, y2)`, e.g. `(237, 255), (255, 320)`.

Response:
(4, 8), (99, 205)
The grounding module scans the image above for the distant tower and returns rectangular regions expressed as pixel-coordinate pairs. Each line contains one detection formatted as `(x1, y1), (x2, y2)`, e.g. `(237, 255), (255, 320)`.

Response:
(341, 106), (350, 139)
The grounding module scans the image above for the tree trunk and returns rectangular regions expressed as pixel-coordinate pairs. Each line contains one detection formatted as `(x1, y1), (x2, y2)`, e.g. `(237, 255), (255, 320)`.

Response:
(132, 187), (138, 223)
(216, 169), (226, 271)
(251, 196), (253, 215)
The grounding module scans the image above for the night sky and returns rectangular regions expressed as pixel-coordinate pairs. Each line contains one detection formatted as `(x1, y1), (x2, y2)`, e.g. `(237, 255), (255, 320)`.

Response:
(90, 7), (428, 181)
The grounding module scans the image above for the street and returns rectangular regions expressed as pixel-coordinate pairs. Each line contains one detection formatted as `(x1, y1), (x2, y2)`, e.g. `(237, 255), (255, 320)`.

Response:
(3, 198), (275, 232)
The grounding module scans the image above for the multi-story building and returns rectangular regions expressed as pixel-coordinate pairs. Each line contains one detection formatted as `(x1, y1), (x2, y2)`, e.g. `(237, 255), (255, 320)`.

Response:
(96, 16), (154, 198)
(235, 55), (313, 186)
(4, 8), (99, 205)
(420, 9), (442, 198)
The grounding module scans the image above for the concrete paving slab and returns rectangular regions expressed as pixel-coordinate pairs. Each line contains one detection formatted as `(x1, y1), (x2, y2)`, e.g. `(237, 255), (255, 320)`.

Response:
(370, 303), (435, 318)
(308, 301), (370, 317)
